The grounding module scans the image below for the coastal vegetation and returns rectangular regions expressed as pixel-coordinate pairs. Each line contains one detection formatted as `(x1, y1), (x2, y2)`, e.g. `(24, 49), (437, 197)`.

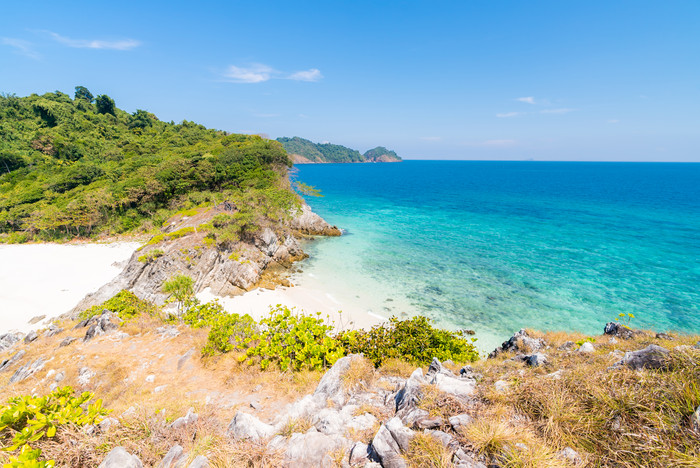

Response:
(276, 136), (401, 163)
(0, 88), (295, 243)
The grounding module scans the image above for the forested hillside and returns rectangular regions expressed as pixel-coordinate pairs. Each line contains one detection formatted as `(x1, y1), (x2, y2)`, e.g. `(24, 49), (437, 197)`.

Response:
(276, 136), (401, 164)
(0, 88), (296, 242)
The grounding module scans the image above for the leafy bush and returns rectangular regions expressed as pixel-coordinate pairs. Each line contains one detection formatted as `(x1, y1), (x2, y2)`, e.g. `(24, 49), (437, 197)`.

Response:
(203, 312), (258, 355)
(243, 306), (345, 371)
(0, 387), (108, 466)
(137, 248), (164, 263)
(162, 274), (195, 314)
(167, 227), (195, 239)
(79, 290), (159, 320)
(336, 316), (479, 367)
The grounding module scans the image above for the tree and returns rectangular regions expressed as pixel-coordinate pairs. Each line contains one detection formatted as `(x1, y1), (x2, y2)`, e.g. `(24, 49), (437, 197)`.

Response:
(95, 94), (116, 115)
(74, 86), (94, 102)
(162, 274), (195, 314)
(128, 109), (153, 130)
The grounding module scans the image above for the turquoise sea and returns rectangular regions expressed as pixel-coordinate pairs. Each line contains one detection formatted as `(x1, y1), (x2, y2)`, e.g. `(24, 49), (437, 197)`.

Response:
(292, 161), (700, 351)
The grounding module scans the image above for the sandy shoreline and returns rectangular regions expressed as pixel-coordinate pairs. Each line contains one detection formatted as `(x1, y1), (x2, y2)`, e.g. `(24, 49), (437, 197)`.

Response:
(0, 243), (384, 335)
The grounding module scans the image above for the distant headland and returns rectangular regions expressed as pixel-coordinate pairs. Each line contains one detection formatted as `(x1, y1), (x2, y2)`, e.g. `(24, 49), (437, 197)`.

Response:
(276, 136), (402, 164)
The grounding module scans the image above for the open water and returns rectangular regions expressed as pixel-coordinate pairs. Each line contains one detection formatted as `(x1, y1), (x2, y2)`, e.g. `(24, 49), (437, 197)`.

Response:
(293, 161), (700, 350)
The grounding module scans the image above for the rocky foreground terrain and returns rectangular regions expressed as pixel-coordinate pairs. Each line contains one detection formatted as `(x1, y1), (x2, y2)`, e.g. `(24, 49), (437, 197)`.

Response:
(1, 312), (698, 467)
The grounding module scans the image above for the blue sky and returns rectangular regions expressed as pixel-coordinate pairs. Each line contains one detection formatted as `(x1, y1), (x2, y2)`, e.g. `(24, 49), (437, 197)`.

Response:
(1, 1), (699, 161)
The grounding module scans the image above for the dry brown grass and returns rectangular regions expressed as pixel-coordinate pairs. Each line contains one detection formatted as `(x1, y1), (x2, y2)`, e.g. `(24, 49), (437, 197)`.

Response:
(217, 438), (284, 468)
(277, 416), (314, 437)
(342, 356), (376, 392)
(417, 384), (471, 420)
(406, 432), (454, 468)
(378, 357), (418, 378)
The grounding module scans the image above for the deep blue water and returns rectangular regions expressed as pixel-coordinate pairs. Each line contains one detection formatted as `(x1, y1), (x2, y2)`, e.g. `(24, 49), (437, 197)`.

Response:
(293, 161), (700, 347)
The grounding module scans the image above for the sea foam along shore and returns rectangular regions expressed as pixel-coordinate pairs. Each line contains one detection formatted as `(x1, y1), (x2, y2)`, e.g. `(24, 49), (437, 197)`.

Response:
(0, 242), (384, 336)
(0, 242), (141, 334)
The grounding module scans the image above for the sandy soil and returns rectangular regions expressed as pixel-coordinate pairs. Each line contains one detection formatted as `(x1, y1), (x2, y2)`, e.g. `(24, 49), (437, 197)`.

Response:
(0, 242), (140, 334)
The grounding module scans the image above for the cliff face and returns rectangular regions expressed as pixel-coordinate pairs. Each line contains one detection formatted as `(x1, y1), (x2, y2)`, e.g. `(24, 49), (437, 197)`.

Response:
(69, 204), (340, 316)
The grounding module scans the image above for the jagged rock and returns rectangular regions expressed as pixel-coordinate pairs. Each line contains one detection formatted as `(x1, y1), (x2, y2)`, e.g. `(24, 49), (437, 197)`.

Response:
(609, 337), (618, 345)
(98, 447), (143, 468)
(459, 365), (473, 377)
(415, 417), (443, 429)
(385, 417), (414, 453)
(54, 370), (65, 382)
(426, 357), (455, 379)
(525, 353), (547, 367)
(9, 357), (46, 383)
(615, 345), (669, 370)
(314, 407), (349, 435)
(349, 442), (370, 466)
(290, 204), (342, 236)
(489, 329), (546, 358)
(371, 423), (407, 468)
(430, 372), (476, 399)
(347, 412), (378, 433)
(24, 330), (38, 343)
(177, 348), (195, 369)
(157, 445), (186, 468)
(0, 350), (25, 372)
(401, 408), (430, 427)
(0, 332), (23, 351)
(313, 354), (365, 408)
(558, 341), (575, 350)
(578, 342), (595, 353)
(186, 455), (209, 468)
(453, 448), (487, 468)
(59, 337), (77, 347)
(603, 322), (639, 340)
(395, 368), (424, 412)
(227, 411), (275, 440)
(98, 417), (120, 432)
(656, 332), (673, 340)
(157, 326), (180, 340)
(83, 310), (119, 341)
(44, 323), (63, 337)
(283, 431), (350, 467)
(78, 367), (95, 386)
(170, 407), (198, 430)
(691, 406), (700, 432)
(557, 447), (583, 465)
(449, 413), (474, 430)
(28, 315), (46, 324)
(424, 429), (459, 451)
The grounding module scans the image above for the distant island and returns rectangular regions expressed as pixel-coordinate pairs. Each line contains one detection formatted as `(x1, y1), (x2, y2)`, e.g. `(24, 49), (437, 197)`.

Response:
(276, 136), (402, 164)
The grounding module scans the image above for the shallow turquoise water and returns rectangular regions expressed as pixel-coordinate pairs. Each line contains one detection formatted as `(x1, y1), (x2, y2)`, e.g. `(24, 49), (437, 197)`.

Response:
(293, 161), (700, 350)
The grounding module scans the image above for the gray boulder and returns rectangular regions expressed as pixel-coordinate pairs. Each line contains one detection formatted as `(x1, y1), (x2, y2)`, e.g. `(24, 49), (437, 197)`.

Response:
(430, 372), (476, 399)
(557, 447), (583, 466)
(157, 445), (186, 468)
(371, 423), (406, 468)
(616, 345), (669, 370)
(449, 413), (474, 430)
(558, 341), (575, 351)
(44, 323), (63, 337)
(187, 455), (209, 468)
(314, 407), (349, 436)
(395, 368), (424, 412)
(603, 322), (639, 340)
(227, 411), (275, 440)
(385, 417), (414, 452)
(9, 357), (46, 384)
(283, 431), (349, 468)
(489, 329), (545, 358)
(424, 429), (460, 451)
(170, 408), (198, 430)
(525, 353), (547, 367)
(453, 448), (487, 468)
(289, 203), (341, 236)
(0, 350), (25, 372)
(348, 442), (371, 466)
(578, 342), (595, 353)
(83, 310), (119, 341)
(24, 330), (38, 344)
(98, 447), (143, 468)
(313, 354), (364, 408)
(0, 332), (23, 351)
(59, 336), (77, 347)
(98, 417), (120, 432)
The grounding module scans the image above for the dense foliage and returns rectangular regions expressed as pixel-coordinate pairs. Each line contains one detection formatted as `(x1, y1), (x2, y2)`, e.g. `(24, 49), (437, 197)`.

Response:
(0, 387), (108, 466)
(0, 88), (293, 242)
(363, 146), (401, 162)
(277, 137), (364, 163)
(79, 289), (158, 321)
(336, 316), (479, 367)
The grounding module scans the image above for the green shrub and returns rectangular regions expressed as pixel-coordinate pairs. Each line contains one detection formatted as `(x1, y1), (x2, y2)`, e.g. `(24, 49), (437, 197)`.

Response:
(182, 299), (227, 328)
(336, 316), (479, 367)
(162, 274), (195, 314)
(79, 290), (159, 320)
(137, 248), (164, 263)
(0, 387), (108, 466)
(167, 226), (195, 239)
(203, 312), (258, 355)
(243, 306), (345, 371)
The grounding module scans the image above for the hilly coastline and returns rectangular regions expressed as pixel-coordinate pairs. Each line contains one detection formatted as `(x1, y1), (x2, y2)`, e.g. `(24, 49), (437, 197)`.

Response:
(276, 137), (402, 164)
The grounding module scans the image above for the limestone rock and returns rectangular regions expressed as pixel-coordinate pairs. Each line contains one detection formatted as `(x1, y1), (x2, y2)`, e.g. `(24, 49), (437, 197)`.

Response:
(9, 357), (46, 384)
(449, 413), (474, 430)
(494, 380), (510, 393)
(557, 447), (583, 466)
(489, 329), (545, 358)
(98, 417), (120, 432)
(615, 345), (669, 370)
(44, 323), (63, 337)
(395, 368), (424, 413)
(656, 332), (673, 340)
(385, 417), (414, 452)
(98, 447), (143, 468)
(525, 353), (547, 367)
(603, 322), (639, 340)
(24, 330), (38, 344)
(78, 367), (95, 386)
(283, 431), (350, 467)
(289, 204), (341, 236)
(0, 332), (23, 351)
(578, 342), (595, 353)
(348, 442), (370, 466)
(371, 423), (406, 468)
(227, 411), (275, 440)
(430, 372), (476, 399)
(186, 455), (209, 468)
(313, 354), (365, 408)
(59, 336), (77, 347)
(0, 350), (25, 372)
(424, 429), (459, 451)
(558, 341), (575, 350)
(453, 448), (487, 468)
(83, 310), (119, 341)
(157, 445), (186, 468)
(170, 408), (198, 430)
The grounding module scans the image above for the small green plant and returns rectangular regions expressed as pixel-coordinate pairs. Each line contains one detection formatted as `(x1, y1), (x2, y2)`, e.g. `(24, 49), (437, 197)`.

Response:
(162, 274), (195, 314)
(0, 387), (108, 466)
(79, 290), (159, 320)
(167, 226), (195, 239)
(137, 248), (164, 263)
(243, 306), (345, 371)
(336, 315), (479, 367)
(615, 312), (635, 328)
(575, 337), (596, 346)
(228, 251), (240, 261)
(202, 312), (258, 355)
(4, 445), (54, 467)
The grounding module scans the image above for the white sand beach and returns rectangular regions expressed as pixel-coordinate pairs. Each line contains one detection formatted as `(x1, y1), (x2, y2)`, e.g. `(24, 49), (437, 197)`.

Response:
(0, 242), (140, 334)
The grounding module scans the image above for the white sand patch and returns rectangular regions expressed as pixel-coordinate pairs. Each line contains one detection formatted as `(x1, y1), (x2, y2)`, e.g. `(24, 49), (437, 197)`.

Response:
(0, 243), (140, 334)
(196, 285), (384, 332)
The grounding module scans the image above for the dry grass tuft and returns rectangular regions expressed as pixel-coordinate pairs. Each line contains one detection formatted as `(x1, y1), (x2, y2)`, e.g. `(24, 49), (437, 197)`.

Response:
(378, 358), (418, 378)
(342, 356), (376, 392)
(277, 416), (314, 437)
(417, 384), (471, 420)
(406, 432), (454, 468)
(220, 438), (284, 468)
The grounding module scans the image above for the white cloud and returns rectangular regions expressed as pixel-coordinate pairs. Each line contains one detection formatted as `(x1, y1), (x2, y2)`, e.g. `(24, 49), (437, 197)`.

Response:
(540, 108), (575, 114)
(0, 37), (39, 59)
(420, 136), (442, 141)
(47, 31), (140, 50)
(288, 68), (323, 82)
(223, 63), (276, 83)
(496, 112), (522, 118)
(516, 96), (536, 104)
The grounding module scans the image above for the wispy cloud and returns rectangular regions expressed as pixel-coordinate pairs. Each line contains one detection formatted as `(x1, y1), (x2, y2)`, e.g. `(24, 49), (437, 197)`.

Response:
(1, 37), (40, 59)
(540, 108), (575, 114)
(222, 63), (323, 84)
(496, 112), (522, 118)
(287, 68), (322, 82)
(46, 31), (140, 50)
(516, 96), (536, 104)
(224, 64), (275, 83)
